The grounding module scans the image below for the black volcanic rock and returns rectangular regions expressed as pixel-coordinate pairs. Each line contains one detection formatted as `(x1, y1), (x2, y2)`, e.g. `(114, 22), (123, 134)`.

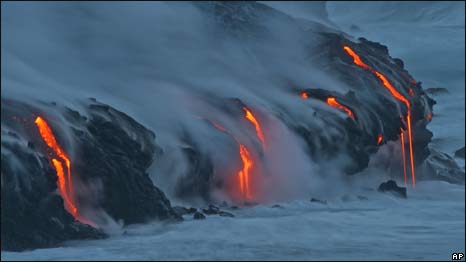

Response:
(69, 102), (180, 224)
(1, 98), (179, 251)
(202, 204), (221, 215)
(455, 146), (465, 159)
(193, 211), (206, 220)
(173, 206), (197, 216)
(420, 148), (465, 184)
(378, 180), (407, 198)
(219, 211), (235, 217)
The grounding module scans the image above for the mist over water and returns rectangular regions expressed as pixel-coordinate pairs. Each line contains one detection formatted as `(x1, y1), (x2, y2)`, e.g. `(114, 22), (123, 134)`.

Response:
(2, 1), (464, 260)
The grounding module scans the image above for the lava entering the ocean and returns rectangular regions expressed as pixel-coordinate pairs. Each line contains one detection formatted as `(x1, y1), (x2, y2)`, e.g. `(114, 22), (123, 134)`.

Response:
(326, 97), (355, 120)
(238, 144), (253, 200)
(209, 119), (256, 201)
(34, 116), (78, 217)
(243, 107), (266, 148)
(400, 129), (407, 186)
(343, 45), (416, 186)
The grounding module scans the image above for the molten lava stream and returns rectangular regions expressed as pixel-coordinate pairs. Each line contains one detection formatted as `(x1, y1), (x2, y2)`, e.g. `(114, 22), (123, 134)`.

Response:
(377, 134), (383, 145)
(34, 116), (79, 218)
(326, 97), (355, 120)
(238, 144), (253, 200)
(243, 107), (266, 148)
(343, 45), (415, 186)
(209, 119), (255, 201)
(400, 129), (407, 186)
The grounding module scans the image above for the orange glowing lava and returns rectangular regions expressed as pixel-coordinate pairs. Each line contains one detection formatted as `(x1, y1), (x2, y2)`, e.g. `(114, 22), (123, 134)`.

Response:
(300, 92), (309, 99)
(377, 134), (383, 145)
(243, 107), (266, 147)
(35, 116), (78, 217)
(343, 45), (371, 70)
(400, 129), (407, 186)
(343, 45), (415, 186)
(406, 112), (415, 187)
(208, 119), (255, 201)
(238, 144), (253, 200)
(326, 97), (355, 119)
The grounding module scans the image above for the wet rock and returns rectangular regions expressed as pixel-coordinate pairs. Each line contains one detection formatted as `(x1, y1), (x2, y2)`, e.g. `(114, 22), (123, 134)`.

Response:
(175, 143), (214, 202)
(219, 211), (235, 217)
(310, 198), (327, 204)
(455, 146), (465, 159)
(72, 100), (180, 224)
(173, 206), (190, 216)
(193, 211), (206, 220)
(173, 206), (197, 216)
(202, 204), (220, 215)
(377, 180), (407, 198)
(420, 148), (465, 184)
(393, 58), (404, 69)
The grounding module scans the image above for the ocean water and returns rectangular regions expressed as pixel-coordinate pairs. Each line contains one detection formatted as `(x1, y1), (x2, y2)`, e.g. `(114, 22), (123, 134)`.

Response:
(2, 181), (464, 261)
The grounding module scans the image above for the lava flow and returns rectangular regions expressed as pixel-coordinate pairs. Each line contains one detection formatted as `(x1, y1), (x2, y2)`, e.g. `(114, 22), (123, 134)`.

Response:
(377, 134), (383, 145)
(209, 120), (255, 201)
(300, 91), (309, 99)
(34, 116), (78, 217)
(243, 107), (266, 148)
(238, 144), (253, 200)
(326, 97), (355, 120)
(400, 129), (408, 186)
(343, 45), (416, 186)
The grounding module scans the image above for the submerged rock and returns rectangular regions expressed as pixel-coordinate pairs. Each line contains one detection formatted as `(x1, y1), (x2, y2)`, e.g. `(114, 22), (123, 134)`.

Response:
(173, 206), (197, 217)
(377, 180), (407, 198)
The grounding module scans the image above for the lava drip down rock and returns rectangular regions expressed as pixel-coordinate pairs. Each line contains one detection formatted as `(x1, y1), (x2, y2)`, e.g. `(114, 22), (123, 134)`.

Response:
(1, 98), (180, 251)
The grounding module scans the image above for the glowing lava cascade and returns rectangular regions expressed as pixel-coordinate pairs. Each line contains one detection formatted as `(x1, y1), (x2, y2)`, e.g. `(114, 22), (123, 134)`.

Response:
(400, 129), (408, 185)
(208, 107), (265, 202)
(243, 107), (266, 148)
(343, 45), (416, 186)
(210, 121), (255, 201)
(326, 97), (355, 120)
(34, 116), (79, 217)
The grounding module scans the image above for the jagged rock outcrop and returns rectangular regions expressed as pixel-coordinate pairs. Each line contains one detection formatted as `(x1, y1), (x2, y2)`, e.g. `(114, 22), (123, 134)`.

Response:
(1, 98), (180, 251)
(420, 148), (465, 184)
(378, 180), (407, 198)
